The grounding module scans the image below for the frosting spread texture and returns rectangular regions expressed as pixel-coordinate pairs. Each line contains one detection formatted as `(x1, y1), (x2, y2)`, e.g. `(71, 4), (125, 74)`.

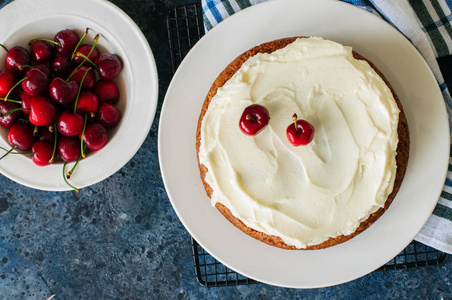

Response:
(198, 37), (400, 248)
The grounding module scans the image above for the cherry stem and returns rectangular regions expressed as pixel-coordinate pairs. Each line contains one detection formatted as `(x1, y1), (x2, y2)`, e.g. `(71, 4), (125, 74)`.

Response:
(75, 53), (97, 68)
(67, 145), (86, 179)
(0, 98), (21, 104)
(245, 114), (256, 122)
(0, 146), (16, 161)
(63, 161), (80, 196)
(73, 67), (92, 113)
(29, 38), (60, 46)
(292, 113), (300, 133)
(0, 146), (27, 155)
(4, 77), (26, 102)
(49, 124), (57, 163)
(71, 28), (90, 62)
(0, 107), (29, 117)
(0, 44), (8, 52)
(66, 34), (99, 81)
(19, 65), (33, 71)
(80, 114), (88, 158)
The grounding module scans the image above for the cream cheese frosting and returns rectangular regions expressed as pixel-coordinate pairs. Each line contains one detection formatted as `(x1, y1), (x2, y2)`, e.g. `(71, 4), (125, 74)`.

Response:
(198, 37), (400, 249)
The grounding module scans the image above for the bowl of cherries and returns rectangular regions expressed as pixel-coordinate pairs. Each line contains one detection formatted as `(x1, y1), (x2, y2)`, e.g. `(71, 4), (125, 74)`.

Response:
(0, 0), (158, 192)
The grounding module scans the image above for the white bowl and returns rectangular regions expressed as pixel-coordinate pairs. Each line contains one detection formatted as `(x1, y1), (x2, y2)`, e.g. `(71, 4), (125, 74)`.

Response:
(0, 0), (158, 191)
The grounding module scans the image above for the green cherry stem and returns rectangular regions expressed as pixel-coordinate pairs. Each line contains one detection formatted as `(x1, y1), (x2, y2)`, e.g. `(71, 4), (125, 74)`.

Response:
(0, 146), (16, 161)
(0, 107), (29, 117)
(0, 146), (29, 155)
(67, 145), (86, 179)
(4, 77), (26, 102)
(70, 28), (90, 62)
(72, 67), (92, 113)
(66, 34), (99, 81)
(80, 114), (88, 158)
(29, 38), (60, 46)
(63, 161), (80, 196)
(292, 113), (300, 133)
(75, 53), (97, 68)
(49, 124), (58, 163)
(0, 98), (21, 104)
(0, 44), (8, 52)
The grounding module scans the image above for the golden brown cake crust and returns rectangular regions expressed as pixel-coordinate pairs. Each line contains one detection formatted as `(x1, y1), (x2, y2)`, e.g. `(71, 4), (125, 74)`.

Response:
(196, 37), (410, 250)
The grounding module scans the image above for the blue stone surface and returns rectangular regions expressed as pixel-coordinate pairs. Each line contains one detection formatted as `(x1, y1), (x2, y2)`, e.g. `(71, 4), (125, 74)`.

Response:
(0, 0), (451, 299)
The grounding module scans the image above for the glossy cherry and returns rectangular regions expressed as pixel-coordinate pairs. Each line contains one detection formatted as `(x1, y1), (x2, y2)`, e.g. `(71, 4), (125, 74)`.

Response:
(96, 102), (121, 127)
(58, 136), (81, 162)
(32, 140), (54, 166)
(29, 96), (56, 126)
(20, 91), (33, 115)
(5, 46), (30, 76)
(57, 111), (84, 136)
(239, 104), (270, 136)
(73, 44), (100, 66)
(54, 29), (80, 56)
(80, 123), (108, 151)
(97, 53), (123, 80)
(70, 66), (96, 90)
(0, 70), (15, 98)
(286, 114), (315, 146)
(94, 79), (119, 103)
(0, 101), (22, 128)
(73, 92), (98, 114)
(30, 64), (51, 78)
(49, 77), (78, 105)
(22, 68), (49, 96)
(8, 122), (35, 150)
(29, 40), (55, 64)
(50, 56), (71, 77)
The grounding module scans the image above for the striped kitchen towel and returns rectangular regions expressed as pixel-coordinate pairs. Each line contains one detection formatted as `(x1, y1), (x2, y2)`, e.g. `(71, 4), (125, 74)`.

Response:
(202, 0), (452, 254)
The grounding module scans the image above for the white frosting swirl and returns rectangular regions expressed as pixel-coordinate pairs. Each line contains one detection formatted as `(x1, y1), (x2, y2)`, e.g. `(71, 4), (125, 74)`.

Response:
(199, 37), (400, 248)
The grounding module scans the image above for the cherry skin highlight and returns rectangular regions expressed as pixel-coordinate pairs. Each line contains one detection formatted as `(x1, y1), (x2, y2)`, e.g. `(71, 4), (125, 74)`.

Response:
(8, 123), (35, 150)
(57, 111), (84, 137)
(0, 70), (15, 98)
(32, 140), (54, 166)
(239, 104), (270, 136)
(286, 114), (315, 146)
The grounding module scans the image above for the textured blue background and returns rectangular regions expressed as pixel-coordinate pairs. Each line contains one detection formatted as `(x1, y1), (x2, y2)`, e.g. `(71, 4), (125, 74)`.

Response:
(0, 0), (451, 299)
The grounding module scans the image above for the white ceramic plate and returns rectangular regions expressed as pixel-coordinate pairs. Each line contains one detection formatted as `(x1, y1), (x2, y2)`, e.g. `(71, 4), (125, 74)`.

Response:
(159, 0), (449, 288)
(0, 0), (158, 191)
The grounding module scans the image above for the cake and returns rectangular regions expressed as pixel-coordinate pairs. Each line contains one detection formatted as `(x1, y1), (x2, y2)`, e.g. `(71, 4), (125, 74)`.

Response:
(196, 37), (409, 250)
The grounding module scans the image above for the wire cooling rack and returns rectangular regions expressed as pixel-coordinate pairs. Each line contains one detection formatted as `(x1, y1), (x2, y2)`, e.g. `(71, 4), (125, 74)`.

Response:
(167, 3), (448, 287)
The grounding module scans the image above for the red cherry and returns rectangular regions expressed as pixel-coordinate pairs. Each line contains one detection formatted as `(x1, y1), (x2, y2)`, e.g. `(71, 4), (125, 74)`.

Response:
(50, 56), (71, 77)
(97, 53), (123, 80)
(29, 40), (55, 64)
(20, 91), (33, 115)
(239, 104), (270, 136)
(71, 66), (96, 90)
(286, 114), (315, 146)
(29, 96), (56, 126)
(96, 102), (121, 127)
(8, 122), (35, 150)
(58, 136), (81, 162)
(30, 64), (51, 78)
(54, 29), (79, 56)
(94, 79), (119, 103)
(49, 78), (78, 105)
(80, 123), (108, 151)
(73, 92), (98, 114)
(5, 46), (30, 76)
(0, 101), (22, 128)
(0, 70), (15, 98)
(73, 44), (100, 66)
(22, 68), (49, 96)
(57, 111), (84, 137)
(32, 140), (54, 166)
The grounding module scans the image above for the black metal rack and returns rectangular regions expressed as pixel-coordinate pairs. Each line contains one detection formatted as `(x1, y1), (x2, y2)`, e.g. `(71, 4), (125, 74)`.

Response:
(166, 3), (447, 287)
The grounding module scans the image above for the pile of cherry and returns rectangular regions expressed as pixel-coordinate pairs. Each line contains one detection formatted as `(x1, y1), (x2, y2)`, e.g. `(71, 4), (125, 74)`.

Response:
(0, 28), (123, 193)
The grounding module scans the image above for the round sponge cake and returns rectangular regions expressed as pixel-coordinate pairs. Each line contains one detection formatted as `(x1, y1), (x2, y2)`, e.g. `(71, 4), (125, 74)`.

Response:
(196, 37), (409, 250)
